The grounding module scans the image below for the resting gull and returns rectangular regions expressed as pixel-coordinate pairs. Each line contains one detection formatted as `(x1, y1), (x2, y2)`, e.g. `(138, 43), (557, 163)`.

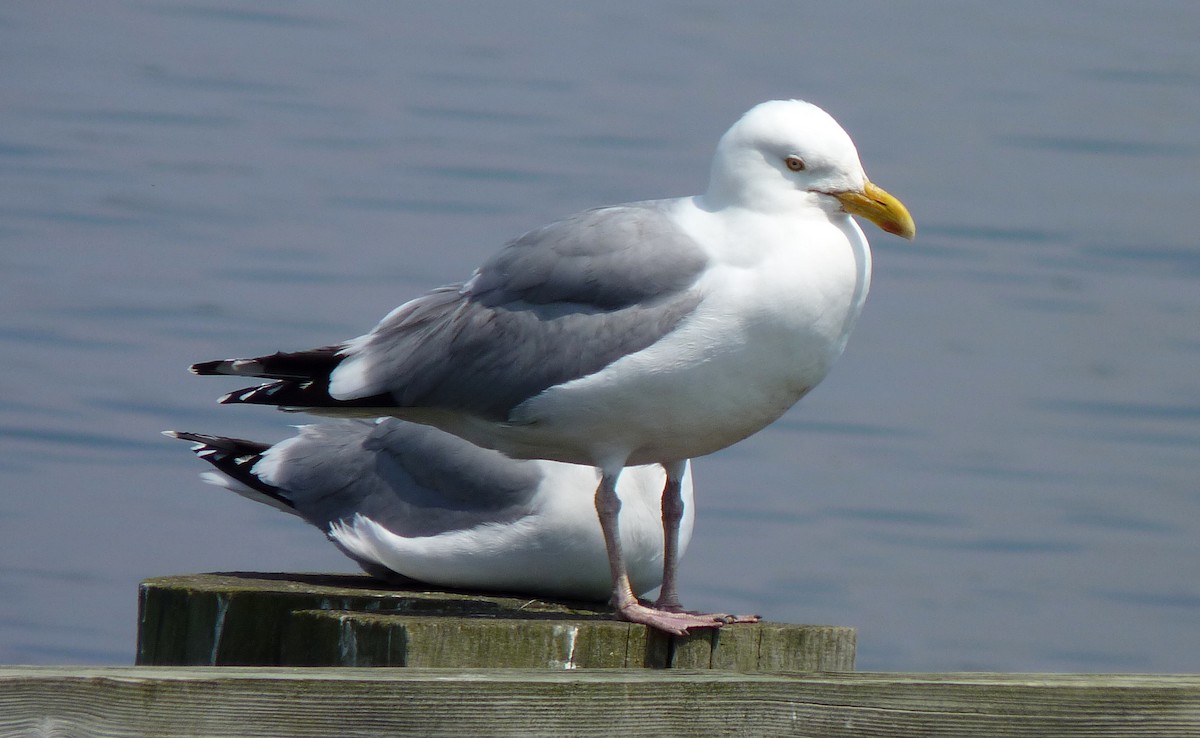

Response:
(192, 99), (915, 633)
(166, 420), (692, 600)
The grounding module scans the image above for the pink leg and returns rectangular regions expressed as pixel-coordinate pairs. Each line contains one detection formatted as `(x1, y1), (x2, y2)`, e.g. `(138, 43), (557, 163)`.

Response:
(654, 461), (687, 612)
(596, 468), (757, 635)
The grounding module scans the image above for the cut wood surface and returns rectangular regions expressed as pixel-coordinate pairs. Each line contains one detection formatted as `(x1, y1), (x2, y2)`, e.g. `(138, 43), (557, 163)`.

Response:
(138, 572), (855, 671)
(2, 667), (1198, 738)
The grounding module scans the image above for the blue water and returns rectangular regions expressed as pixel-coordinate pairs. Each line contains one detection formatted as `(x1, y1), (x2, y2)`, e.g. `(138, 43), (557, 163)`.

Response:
(2, 2), (1198, 671)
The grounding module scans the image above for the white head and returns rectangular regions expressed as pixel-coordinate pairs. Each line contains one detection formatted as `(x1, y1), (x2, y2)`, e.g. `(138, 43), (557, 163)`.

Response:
(705, 100), (915, 239)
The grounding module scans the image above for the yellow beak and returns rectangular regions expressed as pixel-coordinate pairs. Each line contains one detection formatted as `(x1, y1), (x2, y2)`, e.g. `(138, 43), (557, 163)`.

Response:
(833, 181), (916, 240)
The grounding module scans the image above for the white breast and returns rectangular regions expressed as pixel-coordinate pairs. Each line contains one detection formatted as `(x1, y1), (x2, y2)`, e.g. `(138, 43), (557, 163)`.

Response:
(505, 200), (872, 466)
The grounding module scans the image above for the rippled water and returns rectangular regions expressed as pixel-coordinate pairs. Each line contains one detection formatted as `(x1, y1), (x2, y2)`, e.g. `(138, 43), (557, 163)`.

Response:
(2, 2), (1198, 671)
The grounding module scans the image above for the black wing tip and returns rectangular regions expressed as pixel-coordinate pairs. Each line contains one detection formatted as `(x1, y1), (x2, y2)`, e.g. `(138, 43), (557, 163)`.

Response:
(190, 348), (342, 380)
(215, 378), (397, 412)
(166, 429), (293, 508)
(163, 429), (223, 447)
(163, 429), (271, 454)
(190, 358), (264, 376)
(218, 381), (293, 406)
(190, 359), (228, 375)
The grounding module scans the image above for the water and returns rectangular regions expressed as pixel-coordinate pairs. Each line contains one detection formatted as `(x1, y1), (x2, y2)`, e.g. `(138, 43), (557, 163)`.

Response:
(2, 2), (1198, 671)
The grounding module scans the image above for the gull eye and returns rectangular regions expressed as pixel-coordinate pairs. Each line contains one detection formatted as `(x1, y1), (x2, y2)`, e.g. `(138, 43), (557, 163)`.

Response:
(784, 156), (806, 172)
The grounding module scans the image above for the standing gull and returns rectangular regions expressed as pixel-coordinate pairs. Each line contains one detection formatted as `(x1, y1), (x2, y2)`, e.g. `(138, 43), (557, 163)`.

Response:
(166, 420), (693, 601)
(192, 99), (915, 634)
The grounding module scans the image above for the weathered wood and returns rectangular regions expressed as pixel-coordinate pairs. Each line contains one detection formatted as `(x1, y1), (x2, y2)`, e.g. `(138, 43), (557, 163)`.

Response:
(138, 572), (855, 671)
(2, 667), (1199, 737)
(281, 610), (657, 668)
(137, 572), (614, 666)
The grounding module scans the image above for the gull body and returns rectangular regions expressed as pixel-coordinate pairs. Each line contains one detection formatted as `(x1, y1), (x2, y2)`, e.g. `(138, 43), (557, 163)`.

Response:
(192, 100), (915, 632)
(480, 199), (872, 467)
(168, 419), (693, 601)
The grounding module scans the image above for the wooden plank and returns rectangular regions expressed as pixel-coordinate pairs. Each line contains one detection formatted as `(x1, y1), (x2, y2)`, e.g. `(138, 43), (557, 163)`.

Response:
(138, 573), (855, 671)
(1, 668), (1198, 737)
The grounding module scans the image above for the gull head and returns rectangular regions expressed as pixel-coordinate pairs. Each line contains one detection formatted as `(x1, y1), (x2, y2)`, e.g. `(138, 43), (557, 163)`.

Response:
(706, 100), (915, 240)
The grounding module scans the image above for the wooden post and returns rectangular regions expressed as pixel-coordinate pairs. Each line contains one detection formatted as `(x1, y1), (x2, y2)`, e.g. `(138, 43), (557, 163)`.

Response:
(137, 572), (856, 671)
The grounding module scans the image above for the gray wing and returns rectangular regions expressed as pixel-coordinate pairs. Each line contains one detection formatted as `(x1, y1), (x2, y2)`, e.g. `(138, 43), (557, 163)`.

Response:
(337, 201), (709, 420)
(265, 419), (548, 538)
(468, 201), (709, 308)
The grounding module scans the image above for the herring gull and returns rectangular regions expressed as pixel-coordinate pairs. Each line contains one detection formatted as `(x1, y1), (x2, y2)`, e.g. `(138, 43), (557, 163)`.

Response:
(191, 99), (915, 633)
(166, 420), (691, 600)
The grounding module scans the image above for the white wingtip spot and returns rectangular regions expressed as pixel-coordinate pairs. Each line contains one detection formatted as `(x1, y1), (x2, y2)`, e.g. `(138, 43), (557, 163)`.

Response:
(222, 387), (262, 403)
